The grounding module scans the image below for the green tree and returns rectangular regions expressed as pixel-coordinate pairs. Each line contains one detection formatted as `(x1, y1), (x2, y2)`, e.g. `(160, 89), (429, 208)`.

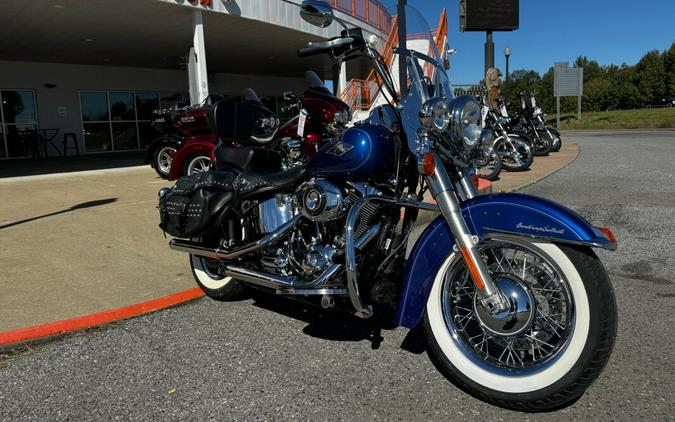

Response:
(635, 50), (666, 103)
(502, 70), (541, 108)
(583, 77), (610, 111)
(663, 42), (675, 95)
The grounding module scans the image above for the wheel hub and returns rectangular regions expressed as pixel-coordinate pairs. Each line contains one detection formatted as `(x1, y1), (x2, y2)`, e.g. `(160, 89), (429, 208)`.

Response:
(474, 276), (535, 337)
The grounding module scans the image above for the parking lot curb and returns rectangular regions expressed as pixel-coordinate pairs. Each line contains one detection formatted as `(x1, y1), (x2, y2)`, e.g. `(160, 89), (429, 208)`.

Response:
(0, 288), (204, 348)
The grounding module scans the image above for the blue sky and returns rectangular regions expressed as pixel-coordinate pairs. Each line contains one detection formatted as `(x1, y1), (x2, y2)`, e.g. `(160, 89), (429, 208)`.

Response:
(408, 0), (675, 84)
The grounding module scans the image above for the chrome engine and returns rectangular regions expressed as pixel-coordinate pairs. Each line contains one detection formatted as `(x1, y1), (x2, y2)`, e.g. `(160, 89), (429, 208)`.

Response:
(256, 179), (380, 280)
(297, 179), (349, 222)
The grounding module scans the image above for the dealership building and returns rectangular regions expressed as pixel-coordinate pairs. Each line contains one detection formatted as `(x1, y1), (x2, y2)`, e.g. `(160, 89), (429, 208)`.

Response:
(0, 0), (391, 159)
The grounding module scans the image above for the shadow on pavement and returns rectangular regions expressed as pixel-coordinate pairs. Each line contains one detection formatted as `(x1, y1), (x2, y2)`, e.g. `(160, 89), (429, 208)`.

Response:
(0, 198), (118, 230)
(250, 291), (410, 350)
(0, 151), (145, 179)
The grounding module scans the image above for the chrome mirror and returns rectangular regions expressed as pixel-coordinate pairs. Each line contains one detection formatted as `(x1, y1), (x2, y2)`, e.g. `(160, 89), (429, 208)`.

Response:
(300, 0), (334, 28)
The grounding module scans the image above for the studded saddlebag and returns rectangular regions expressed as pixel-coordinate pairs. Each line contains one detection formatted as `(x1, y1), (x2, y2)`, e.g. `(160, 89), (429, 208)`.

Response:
(159, 171), (236, 238)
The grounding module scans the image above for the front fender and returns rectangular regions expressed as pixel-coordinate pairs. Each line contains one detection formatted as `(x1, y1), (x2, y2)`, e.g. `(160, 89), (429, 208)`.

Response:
(395, 192), (616, 328)
(168, 136), (217, 181)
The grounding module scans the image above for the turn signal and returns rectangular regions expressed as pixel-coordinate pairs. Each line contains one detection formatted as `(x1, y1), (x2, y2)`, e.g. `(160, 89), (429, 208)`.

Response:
(422, 152), (435, 176)
(471, 174), (480, 189)
(599, 227), (617, 243)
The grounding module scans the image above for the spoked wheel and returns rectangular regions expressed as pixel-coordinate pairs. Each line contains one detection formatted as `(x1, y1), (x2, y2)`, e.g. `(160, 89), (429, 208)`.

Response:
(494, 136), (533, 172)
(152, 145), (176, 179)
(475, 150), (502, 181)
(424, 238), (617, 412)
(184, 153), (211, 176)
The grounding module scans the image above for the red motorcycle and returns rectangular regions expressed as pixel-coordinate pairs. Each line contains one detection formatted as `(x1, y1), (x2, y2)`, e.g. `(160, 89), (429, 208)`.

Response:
(167, 71), (350, 181)
(144, 95), (223, 179)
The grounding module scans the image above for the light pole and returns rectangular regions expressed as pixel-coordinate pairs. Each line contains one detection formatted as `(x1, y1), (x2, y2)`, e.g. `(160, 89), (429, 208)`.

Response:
(504, 46), (511, 83)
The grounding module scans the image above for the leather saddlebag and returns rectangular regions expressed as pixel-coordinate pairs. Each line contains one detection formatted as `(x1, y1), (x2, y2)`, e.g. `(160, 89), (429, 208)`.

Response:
(159, 171), (236, 238)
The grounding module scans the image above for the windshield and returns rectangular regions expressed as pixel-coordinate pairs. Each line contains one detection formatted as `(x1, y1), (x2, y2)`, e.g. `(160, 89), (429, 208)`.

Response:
(385, 4), (452, 101)
(380, 4), (453, 152)
(242, 88), (262, 105)
(304, 70), (326, 89)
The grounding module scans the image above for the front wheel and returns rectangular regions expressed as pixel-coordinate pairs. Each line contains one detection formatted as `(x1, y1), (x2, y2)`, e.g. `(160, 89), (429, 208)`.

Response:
(547, 128), (562, 152)
(494, 136), (533, 172)
(476, 150), (502, 181)
(424, 238), (617, 412)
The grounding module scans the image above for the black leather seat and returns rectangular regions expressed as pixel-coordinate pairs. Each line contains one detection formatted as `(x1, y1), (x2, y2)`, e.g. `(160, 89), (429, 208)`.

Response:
(214, 145), (306, 199)
(214, 146), (283, 173)
(238, 165), (306, 199)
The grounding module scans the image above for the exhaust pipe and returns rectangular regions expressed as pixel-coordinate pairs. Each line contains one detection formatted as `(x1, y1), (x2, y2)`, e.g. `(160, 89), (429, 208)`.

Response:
(170, 222), (382, 293)
(169, 214), (302, 259)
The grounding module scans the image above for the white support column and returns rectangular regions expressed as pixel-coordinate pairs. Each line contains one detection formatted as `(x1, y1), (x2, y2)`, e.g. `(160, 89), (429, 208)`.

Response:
(191, 10), (209, 104)
(338, 59), (347, 95)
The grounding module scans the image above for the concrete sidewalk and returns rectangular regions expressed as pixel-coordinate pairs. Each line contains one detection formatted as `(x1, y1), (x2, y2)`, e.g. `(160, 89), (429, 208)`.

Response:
(0, 143), (578, 334)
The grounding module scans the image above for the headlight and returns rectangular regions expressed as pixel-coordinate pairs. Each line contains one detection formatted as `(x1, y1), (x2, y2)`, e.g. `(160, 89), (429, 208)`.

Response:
(419, 98), (450, 132)
(334, 109), (351, 126)
(534, 106), (543, 115)
(448, 96), (482, 148)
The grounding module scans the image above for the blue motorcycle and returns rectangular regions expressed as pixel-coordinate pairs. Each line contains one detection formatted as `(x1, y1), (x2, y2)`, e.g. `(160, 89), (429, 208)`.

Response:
(158, 1), (617, 412)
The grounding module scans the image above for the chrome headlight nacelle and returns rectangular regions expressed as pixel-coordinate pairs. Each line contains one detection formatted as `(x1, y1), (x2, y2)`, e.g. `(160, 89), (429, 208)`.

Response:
(448, 95), (482, 149)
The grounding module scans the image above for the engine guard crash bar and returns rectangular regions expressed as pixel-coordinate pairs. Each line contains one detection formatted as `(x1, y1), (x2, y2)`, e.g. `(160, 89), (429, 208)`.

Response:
(170, 221), (382, 294)
(345, 196), (439, 318)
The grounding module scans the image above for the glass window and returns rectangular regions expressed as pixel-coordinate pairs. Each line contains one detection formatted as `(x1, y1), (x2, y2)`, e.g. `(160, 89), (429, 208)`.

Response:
(368, 1), (379, 26)
(81, 92), (109, 122)
(109, 92), (135, 121)
(1, 90), (36, 124)
(112, 122), (138, 150)
(135, 92), (159, 120)
(160, 92), (186, 108)
(0, 124), (5, 158)
(83, 122), (111, 151)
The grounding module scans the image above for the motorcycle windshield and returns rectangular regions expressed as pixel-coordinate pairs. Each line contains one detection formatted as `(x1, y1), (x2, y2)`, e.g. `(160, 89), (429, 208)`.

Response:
(383, 4), (454, 153)
(242, 88), (263, 105)
(304, 70), (326, 89)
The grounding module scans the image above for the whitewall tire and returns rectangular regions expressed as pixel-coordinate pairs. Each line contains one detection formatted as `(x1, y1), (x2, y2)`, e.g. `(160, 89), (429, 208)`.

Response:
(423, 239), (617, 411)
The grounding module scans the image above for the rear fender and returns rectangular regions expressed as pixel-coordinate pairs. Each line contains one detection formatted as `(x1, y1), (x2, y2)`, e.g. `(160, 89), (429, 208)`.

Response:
(168, 136), (217, 181)
(395, 192), (616, 328)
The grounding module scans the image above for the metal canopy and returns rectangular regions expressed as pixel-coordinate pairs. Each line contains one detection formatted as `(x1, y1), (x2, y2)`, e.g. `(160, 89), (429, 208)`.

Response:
(0, 0), (333, 78)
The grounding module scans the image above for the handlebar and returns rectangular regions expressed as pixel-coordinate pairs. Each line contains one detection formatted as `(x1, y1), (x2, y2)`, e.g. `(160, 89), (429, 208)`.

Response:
(297, 36), (357, 58)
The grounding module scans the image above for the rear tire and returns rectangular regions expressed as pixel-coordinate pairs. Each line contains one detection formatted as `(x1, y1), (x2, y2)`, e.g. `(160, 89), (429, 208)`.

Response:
(423, 240), (617, 412)
(183, 153), (211, 176)
(190, 254), (246, 301)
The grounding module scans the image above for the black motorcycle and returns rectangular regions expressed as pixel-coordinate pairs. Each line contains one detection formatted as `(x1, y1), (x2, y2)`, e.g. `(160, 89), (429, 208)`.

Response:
(483, 108), (533, 172)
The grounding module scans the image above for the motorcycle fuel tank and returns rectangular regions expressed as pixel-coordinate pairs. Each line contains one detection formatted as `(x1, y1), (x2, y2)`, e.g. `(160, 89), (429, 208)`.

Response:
(307, 124), (396, 183)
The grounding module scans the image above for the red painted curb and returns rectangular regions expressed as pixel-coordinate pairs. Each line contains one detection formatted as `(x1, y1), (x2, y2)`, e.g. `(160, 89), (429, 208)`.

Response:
(0, 288), (204, 347)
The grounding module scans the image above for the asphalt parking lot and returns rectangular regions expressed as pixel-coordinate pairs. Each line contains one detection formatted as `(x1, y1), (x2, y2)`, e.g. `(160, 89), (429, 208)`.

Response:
(1, 131), (674, 420)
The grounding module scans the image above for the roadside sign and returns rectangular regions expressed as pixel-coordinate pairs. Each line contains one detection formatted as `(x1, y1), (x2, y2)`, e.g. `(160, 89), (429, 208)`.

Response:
(554, 62), (583, 128)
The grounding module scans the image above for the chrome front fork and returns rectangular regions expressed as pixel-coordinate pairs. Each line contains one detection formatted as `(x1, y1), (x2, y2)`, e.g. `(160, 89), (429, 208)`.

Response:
(427, 152), (509, 314)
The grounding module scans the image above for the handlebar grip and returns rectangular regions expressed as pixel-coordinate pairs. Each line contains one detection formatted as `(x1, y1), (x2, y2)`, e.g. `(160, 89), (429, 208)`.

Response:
(297, 46), (322, 57)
